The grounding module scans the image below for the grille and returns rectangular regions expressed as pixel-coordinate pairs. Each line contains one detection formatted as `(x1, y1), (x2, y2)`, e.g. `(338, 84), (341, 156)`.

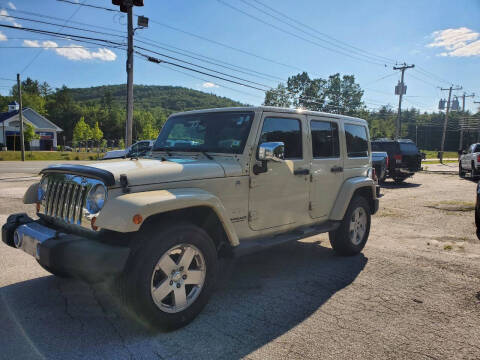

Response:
(39, 174), (99, 225)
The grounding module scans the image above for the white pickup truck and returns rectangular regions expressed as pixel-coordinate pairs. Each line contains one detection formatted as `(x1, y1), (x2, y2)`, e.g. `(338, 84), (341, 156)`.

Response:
(459, 143), (480, 178)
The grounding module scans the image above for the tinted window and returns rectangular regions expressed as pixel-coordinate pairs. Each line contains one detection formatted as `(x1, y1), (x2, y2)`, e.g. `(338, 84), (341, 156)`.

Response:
(154, 112), (253, 154)
(345, 124), (368, 158)
(311, 120), (340, 158)
(260, 117), (302, 159)
(371, 141), (399, 155)
(399, 143), (419, 154)
(474, 145), (480, 153)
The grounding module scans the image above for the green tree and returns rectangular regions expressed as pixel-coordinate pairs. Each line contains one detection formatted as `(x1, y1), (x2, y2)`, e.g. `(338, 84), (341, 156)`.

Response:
(23, 122), (40, 151)
(139, 121), (159, 140)
(263, 84), (291, 107)
(91, 121), (103, 143)
(73, 116), (92, 149)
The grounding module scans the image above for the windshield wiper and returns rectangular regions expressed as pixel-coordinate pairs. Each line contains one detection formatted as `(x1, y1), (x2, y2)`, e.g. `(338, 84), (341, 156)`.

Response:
(153, 147), (172, 156)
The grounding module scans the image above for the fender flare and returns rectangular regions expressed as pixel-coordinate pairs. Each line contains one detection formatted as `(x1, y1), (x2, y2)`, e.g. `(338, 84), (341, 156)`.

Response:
(96, 188), (240, 246)
(23, 182), (39, 204)
(329, 177), (376, 220)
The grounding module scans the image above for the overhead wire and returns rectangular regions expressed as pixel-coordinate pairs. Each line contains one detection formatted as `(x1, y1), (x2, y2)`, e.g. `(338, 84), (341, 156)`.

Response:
(239, 0), (396, 65)
(216, 0), (387, 67)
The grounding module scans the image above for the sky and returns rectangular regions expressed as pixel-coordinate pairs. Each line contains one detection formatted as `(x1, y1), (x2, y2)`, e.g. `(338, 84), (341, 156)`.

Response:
(0, 0), (479, 113)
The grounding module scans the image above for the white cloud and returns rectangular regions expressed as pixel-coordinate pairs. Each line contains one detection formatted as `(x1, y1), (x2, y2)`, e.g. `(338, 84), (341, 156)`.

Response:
(427, 27), (480, 57)
(0, 9), (21, 27)
(23, 39), (40, 47)
(7, 2), (16, 10)
(0, 31), (7, 41)
(202, 82), (219, 88)
(22, 39), (117, 61)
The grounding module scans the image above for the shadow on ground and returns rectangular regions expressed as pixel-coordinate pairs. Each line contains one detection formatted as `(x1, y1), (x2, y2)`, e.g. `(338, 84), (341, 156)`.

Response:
(380, 180), (421, 189)
(0, 240), (367, 360)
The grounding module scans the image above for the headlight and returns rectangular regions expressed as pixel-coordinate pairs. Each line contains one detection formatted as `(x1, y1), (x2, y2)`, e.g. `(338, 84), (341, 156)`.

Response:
(38, 177), (48, 201)
(86, 184), (107, 214)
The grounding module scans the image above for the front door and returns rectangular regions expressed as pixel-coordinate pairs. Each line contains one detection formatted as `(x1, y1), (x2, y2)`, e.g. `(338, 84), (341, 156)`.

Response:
(308, 117), (344, 219)
(248, 114), (310, 231)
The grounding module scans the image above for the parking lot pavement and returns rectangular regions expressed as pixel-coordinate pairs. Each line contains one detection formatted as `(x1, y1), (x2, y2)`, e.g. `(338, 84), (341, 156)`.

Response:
(1, 172), (480, 359)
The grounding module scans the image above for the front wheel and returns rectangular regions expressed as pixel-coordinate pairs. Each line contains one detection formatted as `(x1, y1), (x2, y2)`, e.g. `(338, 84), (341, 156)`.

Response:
(121, 222), (218, 330)
(329, 196), (371, 256)
(472, 163), (477, 178)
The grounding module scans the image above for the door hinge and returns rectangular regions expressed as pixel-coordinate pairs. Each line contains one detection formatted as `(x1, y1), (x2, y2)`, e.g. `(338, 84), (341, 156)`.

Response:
(308, 202), (312, 211)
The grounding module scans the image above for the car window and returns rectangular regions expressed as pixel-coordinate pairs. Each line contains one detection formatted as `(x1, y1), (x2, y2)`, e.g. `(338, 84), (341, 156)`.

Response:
(399, 142), (419, 154)
(154, 112), (253, 154)
(311, 120), (339, 158)
(259, 117), (302, 159)
(345, 124), (369, 158)
(474, 145), (480, 153)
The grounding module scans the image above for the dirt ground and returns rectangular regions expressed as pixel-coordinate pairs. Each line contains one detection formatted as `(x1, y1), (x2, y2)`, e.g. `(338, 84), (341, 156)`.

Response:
(0, 171), (479, 359)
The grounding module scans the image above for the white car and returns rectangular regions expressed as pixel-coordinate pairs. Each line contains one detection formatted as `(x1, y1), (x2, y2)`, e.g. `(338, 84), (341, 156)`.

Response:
(103, 140), (154, 160)
(459, 143), (480, 178)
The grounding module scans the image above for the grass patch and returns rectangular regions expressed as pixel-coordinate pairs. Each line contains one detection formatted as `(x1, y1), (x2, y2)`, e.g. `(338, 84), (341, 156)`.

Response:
(0, 151), (104, 161)
(426, 200), (475, 212)
(422, 160), (458, 164)
(421, 150), (458, 159)
(443, 244), (453, 251)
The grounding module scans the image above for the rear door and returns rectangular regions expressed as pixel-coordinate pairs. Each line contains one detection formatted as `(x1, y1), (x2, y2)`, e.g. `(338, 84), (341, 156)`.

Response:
(308, 116), (344, 219)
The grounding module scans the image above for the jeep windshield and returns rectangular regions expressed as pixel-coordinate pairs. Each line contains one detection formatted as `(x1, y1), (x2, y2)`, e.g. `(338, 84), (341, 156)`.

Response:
(153, 111), (254, 154)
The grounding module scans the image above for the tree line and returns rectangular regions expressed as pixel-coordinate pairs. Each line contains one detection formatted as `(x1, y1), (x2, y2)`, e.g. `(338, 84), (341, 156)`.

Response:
(0, 76), (478, 151)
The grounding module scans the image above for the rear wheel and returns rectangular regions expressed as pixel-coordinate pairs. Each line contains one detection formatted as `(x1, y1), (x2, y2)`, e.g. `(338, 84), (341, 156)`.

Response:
(120, 222), (218, 330)
(394, 178), (405, 184)
(472, 162), (477, 178)
(329, 196), (371, 256)
(459, 162), (466, 178)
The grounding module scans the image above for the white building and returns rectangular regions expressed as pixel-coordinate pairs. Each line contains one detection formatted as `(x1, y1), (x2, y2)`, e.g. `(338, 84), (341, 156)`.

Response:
(0, 102), (63, 151)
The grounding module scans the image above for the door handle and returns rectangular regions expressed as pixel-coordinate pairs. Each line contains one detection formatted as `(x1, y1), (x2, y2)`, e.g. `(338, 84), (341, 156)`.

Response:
(294, 168), (310, 176)
(331, 166), (343, 173)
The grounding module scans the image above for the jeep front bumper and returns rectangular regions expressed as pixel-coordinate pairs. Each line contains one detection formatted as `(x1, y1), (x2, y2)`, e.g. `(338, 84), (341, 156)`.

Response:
(2, 214), (130, 282)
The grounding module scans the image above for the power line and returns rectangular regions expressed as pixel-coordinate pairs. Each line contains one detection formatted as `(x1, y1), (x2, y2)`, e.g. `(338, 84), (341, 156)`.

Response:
(135, 51), (267, 92)
(216, 0), (387, 67)
(4, 8), (286, 84)
(56, 0), (120, 13)
(20, 0), (86, 74)
(239, 0), (396, 65)
(2, 14), (126, 40)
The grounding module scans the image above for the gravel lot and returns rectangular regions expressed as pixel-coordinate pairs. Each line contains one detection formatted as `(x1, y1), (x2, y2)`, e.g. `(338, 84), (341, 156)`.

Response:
(0, 170), (479, 359)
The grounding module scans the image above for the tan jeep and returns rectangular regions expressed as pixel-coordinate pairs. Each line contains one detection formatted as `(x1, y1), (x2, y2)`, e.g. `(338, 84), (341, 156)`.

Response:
(2, 106), (378, 329)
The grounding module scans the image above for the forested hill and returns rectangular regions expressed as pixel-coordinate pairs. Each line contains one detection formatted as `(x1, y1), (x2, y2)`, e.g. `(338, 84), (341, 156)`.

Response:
(68, 84), (245, 112)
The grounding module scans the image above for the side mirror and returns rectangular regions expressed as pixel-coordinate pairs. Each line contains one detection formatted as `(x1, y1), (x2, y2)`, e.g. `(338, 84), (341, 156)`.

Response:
(258, 142), (285, 162)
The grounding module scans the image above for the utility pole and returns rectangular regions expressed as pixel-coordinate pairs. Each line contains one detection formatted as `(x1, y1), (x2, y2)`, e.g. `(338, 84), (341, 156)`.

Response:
(439, 85), (462, 163)
(126, 6), (133, 147)
(459, 92), (475, 150)
(17, 73), (25, 161)
(112, 0), (144, 148)
(474, 101), (480, 142)
(393, 63), (415, 139)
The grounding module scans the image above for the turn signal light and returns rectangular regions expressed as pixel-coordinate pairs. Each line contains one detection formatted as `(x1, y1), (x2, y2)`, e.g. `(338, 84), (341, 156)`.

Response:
(133, 214), (143, 225)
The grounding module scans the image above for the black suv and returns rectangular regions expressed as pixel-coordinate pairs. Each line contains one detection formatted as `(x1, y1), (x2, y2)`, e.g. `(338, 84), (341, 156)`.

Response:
(371, 139), (422, 183)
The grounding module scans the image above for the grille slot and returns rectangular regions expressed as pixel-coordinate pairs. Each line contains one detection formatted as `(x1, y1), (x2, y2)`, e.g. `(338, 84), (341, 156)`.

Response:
(39, 175), (92, 225)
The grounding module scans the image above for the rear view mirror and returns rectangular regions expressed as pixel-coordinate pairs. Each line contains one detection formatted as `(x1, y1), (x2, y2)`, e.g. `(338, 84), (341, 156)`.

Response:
(258, 142), (285, 162)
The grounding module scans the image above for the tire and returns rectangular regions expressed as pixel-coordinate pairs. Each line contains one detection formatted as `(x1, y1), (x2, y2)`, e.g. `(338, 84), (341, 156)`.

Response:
(329, 196), (371, 256)
(37, 261), (71, 278)
(459, 162), (466, 178)
(394, 178), (405, 184)
(472, 162), (477, 178)
(120, 222), (218, 330)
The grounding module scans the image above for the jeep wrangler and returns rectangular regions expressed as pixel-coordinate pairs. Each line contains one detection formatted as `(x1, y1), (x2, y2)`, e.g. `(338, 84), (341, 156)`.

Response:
(2, 107), (378, 329)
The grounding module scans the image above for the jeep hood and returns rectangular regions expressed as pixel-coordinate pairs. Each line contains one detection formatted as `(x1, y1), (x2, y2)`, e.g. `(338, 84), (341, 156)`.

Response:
(41, 158), (225, 187)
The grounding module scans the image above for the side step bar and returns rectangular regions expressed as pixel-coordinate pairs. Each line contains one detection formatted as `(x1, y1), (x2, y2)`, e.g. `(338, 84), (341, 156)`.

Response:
(233, 221), (340, 257)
